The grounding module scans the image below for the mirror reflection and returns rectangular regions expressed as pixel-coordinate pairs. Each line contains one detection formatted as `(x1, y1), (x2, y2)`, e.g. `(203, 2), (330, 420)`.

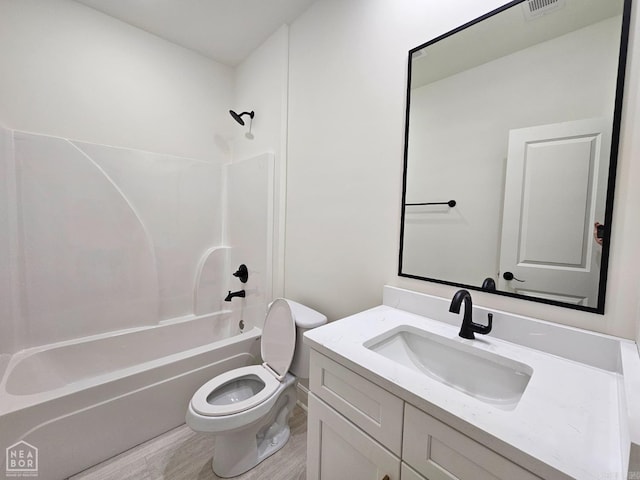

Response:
(399, 0), (630, 312)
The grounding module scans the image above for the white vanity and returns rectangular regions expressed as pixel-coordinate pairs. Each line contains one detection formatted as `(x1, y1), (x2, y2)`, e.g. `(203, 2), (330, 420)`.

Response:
(304, 287), (640, 480)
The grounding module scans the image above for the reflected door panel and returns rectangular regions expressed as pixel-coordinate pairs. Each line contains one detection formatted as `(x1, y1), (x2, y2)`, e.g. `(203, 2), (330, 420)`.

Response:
(498, 118), (610, 306)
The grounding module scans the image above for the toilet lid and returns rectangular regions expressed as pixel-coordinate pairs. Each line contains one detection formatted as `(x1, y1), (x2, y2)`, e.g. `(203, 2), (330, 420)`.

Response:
(261, 299), (296, 380)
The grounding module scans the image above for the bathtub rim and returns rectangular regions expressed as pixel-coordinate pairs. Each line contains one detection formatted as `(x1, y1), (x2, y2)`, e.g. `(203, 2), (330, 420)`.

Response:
(0, 309), (237, 390)
(3, 309), (235, 359)
(0, 325), (261, 415)
(0, 335), (262, 479)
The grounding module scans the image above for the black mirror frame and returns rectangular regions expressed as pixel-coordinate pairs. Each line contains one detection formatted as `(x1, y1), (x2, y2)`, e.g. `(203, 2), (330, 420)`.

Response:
(398, 0), (633, 314)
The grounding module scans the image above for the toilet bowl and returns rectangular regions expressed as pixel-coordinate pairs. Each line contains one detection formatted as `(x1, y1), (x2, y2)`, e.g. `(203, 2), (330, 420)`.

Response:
(186, 298), (327, 478)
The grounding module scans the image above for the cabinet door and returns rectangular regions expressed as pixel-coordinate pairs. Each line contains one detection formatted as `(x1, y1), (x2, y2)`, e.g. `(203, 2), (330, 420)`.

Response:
(403, 405), (541, 480)
(307, 393), (401, 480)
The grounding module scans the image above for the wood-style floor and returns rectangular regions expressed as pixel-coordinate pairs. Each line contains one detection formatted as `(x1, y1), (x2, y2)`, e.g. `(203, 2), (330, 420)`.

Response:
(68, 406), (307, 480)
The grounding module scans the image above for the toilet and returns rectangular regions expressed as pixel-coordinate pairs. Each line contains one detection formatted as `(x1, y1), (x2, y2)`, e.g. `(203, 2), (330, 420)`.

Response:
(185, 298), (327, 478)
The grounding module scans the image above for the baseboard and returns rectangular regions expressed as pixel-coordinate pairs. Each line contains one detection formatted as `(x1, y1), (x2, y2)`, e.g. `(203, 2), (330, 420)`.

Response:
(296, 382), (309, 412)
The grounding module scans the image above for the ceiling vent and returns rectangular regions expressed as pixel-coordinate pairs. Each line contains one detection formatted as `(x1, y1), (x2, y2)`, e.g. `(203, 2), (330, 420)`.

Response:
(522, 0), (566, 20)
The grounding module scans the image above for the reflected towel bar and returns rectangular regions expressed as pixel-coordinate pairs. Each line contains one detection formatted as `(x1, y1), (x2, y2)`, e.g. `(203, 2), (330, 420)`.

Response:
(405, 200), (457, 207)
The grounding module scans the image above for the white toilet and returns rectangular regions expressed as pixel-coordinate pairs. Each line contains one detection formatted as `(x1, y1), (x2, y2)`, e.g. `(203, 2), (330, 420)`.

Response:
(186, 298), (327, 478)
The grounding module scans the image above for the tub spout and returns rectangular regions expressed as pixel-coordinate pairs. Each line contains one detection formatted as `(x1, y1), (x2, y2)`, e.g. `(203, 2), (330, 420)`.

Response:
(225, 290), (246, 302)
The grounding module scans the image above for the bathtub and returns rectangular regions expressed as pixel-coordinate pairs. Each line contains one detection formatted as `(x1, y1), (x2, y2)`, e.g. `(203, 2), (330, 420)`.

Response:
(0, 313), (261, 480)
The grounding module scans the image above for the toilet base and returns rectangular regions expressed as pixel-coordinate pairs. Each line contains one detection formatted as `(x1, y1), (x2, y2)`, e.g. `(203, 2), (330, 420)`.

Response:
(211, 385), (297, 478)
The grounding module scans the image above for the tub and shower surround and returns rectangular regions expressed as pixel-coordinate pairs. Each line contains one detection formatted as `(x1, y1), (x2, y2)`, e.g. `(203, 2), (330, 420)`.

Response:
(0, 127), (275, 479)
(1, 128), (226, 351)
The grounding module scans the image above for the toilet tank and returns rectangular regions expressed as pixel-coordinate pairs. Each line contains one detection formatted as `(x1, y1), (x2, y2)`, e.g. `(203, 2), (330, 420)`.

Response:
(286, 300), (327, 378)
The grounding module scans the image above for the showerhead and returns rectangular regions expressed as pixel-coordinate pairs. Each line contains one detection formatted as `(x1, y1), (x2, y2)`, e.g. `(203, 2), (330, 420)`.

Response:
(229, 110), (254, 126)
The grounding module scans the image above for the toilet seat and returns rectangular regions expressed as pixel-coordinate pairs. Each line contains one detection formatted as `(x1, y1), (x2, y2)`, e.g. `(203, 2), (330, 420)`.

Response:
(191, 365), (280, 417)
(190, 299), (298, 418)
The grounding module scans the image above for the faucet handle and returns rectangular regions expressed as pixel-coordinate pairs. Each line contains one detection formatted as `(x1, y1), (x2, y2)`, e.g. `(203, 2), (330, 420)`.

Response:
(472, 313), (493, 335)
(233, 264), (249, 283)
(485, 313), (493, 331)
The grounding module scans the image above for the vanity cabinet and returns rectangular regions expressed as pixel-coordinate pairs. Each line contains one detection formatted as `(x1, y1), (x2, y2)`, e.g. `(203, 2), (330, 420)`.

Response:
(403, 404), (540, 480)
(307, 394), (401, 480)
(307, 350), (542, 480)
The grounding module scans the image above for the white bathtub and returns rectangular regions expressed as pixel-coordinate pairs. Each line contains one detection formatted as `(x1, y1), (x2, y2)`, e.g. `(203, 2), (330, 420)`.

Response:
(0, 313), (261, 480)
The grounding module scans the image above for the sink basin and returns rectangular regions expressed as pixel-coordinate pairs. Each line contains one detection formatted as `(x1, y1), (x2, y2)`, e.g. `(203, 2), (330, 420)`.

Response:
(364, 326), (532, 410)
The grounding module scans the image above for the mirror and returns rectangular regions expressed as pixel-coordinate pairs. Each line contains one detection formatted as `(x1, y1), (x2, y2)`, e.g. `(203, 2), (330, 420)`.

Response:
(399, 0), (632, 313)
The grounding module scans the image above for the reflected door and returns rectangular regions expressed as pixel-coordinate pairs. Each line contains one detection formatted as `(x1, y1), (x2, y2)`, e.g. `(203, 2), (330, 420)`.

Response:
(498, 118), (610, 306)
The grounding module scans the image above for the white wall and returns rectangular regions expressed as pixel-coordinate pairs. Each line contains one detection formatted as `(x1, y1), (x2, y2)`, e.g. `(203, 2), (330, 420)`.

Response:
(286, 0), (516, 320)
(637, 292), (640, 354)
(628, 6), (640, 350)
(0, 0), (234, 160)
(233, 26), (289, 300)
(403, 18), (619, 288)
(0, 0), (236, 352)
(0, 128), (15, 354)
(287, 0), (640, 339)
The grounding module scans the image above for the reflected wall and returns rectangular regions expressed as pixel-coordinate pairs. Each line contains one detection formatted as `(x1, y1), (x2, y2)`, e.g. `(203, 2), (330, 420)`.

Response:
(402, 17), (620, 288)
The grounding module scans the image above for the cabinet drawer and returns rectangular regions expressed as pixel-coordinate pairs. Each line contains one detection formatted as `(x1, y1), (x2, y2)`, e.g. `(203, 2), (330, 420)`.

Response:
(309, 350), (403, 455)
(403, 404), (541, 480)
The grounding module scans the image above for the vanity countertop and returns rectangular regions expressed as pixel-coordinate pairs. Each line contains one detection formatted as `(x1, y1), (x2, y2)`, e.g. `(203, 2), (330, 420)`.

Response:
(304, 293), (638, 480)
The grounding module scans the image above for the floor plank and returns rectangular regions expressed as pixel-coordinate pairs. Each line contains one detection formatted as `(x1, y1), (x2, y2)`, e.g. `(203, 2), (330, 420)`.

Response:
(70, 406), (307, 480)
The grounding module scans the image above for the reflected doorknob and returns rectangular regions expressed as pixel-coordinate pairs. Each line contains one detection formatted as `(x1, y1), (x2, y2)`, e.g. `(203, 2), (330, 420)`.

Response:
(503, 271), (525, 282)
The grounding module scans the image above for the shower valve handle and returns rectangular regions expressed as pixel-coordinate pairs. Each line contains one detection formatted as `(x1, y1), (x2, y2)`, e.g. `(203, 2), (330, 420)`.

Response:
(233, 264), (249, 283)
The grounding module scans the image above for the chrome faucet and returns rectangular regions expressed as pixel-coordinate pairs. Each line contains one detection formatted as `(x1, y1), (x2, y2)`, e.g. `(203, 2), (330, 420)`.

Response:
(449, 289), (492, 340)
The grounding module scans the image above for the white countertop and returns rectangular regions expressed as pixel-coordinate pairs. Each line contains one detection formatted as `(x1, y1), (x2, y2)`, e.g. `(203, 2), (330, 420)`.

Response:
(304, 304), (627, 480)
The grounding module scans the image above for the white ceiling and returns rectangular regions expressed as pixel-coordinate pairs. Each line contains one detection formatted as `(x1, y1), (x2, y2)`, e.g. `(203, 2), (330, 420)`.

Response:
(411, 0), (623, 88)
(73, 0), (317, 66)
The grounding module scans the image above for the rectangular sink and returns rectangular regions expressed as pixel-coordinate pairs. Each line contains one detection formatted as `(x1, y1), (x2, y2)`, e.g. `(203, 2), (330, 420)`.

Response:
(364, 325), (533, 410)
